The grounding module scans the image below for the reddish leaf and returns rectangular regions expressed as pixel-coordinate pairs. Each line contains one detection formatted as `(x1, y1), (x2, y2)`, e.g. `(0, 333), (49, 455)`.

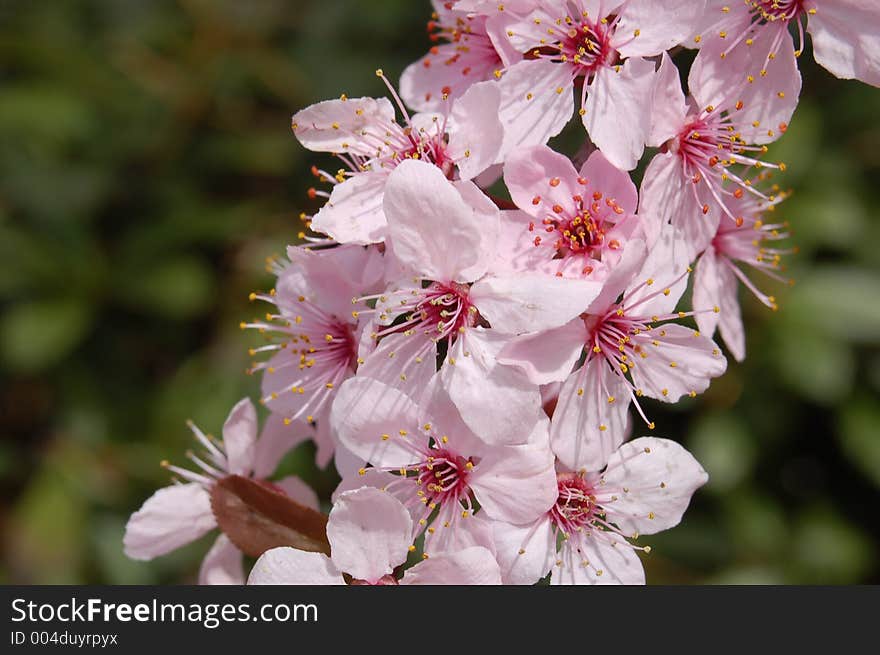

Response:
(211, 475), (330, 558)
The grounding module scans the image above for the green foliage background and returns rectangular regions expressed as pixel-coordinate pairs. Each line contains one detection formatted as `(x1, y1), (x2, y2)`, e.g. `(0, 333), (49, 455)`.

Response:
(1, 0), (877, 584)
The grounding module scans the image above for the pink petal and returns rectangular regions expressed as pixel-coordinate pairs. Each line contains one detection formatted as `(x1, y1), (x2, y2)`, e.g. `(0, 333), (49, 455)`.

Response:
(400, 41), (499, 113)
(497, 59), (574, 158)
(123, 483), (215, 560)
(469, 441), (558, 524)
(648, 53), (688, 147)
(582, 58), (656, 171)
(599, 436), (709, 535)
(614, 0), (709, 58)
(440, 328), (542, 446)
(550, 358), (631, 472)
(327, 487), (412, 583)
(552, 532), (645, 585)
(401, 547), (502, 585)
(492, 517), (556, 585)
(291, 96), (396, 156)
(629, 323), (727, 402)
(639, 152), (719, 260)
(311, 172), (388, 245)
(247, 547), (344, 585)
(252, 413), (310, 479)
(470, 273), (603, 335)
(329, 377), (422, 468)
(694, 251), (746, 362)
(504, 144), (581, 217)
(497, 318), (588, 385)
(809, 0), (880, 87)
(690, 26), (800, 145)
(622, 224), (692, 317)
(447, 81), (505, 180)
(198, 535), (244, 586)
(578, 149), (639, 215)
(384, 159), (492, 283)
(222, 397), (258, 476)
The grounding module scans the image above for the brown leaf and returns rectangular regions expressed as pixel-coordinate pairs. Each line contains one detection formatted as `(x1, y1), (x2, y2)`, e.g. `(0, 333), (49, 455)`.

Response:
(210, 475), (330, 558)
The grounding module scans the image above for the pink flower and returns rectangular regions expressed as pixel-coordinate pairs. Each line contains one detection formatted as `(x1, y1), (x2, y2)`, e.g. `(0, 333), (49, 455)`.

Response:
(499, 143), (643, 280)
(243, 244), (383, 469)
(355, 158), (603, 445)
(500, 229), (727, 472)
(640, 53), (792, 259)
(693, 0), (880, 89)
(292, 74), (503, 244)
(492, 437), (709, 584)
(489, 0), (709, 169)
(248, 487), (502, 585)
(693, 180), (792, 361)
(123, 399), (319, 584)
(329, 376), (559, 556)
(400, 1), (519, 111)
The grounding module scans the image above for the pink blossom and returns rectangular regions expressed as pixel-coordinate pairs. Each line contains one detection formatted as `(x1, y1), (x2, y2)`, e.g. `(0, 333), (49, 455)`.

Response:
(640, 53), (792, 259)
(493, 437), (708, 584)
(248, 487), (502, 585)
(123, 399), (319, 584)
(401, 1), (519, 111)
(499, 143), (643, 280)
(694, 179), (793, 361)
(292, 74), (503, 244)
(488, 0), (709, 169)
(329, 376), (559, 556)
(355, 158), (603, 445)
(500, 229), (727, 472)
(243, 244), (383, 469)
(693, 0), (880, 89)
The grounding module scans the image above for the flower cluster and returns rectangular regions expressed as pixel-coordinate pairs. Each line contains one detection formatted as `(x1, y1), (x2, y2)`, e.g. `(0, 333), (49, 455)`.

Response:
(125, 0), (879, 585)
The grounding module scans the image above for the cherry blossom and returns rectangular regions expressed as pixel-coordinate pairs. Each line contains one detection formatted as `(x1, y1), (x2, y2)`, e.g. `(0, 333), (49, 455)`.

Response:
(123, 399), (319, 584)
(243, 244), (383, 468)
(292, 74), (503, 244)
(693, 176), (793, 361)
(640, 53), (793, 259)
(486, 0), (709, 169)
(493, 437), (708, 584)
(330, 376), (558, 556)
(692, 0), (880, 90)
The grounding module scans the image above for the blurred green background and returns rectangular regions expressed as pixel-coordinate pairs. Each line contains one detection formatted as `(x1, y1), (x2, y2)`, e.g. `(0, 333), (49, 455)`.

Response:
(0, 0), (877, 584)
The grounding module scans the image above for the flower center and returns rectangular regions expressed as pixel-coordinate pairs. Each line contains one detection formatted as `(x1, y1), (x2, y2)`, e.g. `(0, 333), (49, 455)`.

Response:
(749, 0), (804, 23)
(530, 190), (625, 264)
(558, 19), (613, 75)
(418, 449), (473, 507)
(550, 473), (598, 533)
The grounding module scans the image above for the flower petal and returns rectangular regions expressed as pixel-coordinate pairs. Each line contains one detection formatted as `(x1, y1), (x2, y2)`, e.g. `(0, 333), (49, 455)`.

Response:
(497, 59), (574, 158)
(447, 81), (505, 180)
(492, 517), (556, 585)
(384, 159), (490, 282)
(198, 535), (244, 585)
(470, 440), (558, 524)
(583, 58), (656, 171)
(330, 377), (423, 468)
(247, 547), (344, 585)
(550, 358), (631, 472)
(311, 172), (388, 245)
(497, 318), (588, 386)
(274, 476), (321, 512)
(123, 483), (215, 560)
(599, 436), (708, 535)
(552, 532), (645, 585)
(401, 547), (502, 585)
(291, 97), (396, 156)
(222, 398), (258, 476)
(327, 487), (413, 583)
(809, 0), (880, 87)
